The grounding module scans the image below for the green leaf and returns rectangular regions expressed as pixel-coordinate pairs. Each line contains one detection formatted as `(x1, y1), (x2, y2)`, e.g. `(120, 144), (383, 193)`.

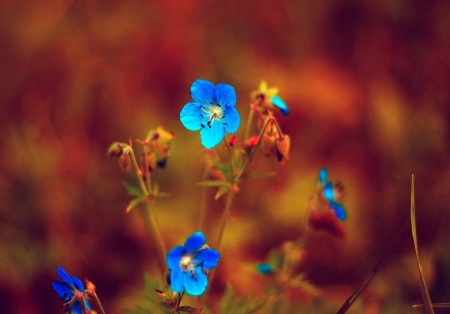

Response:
(219, 285), (267, 314)
(214, 186), (230, 200)
(124, 182), (145, 197)
(197, 180), (231, 187)
(411, 174), (434, 314)
(126, 196), (148, 213)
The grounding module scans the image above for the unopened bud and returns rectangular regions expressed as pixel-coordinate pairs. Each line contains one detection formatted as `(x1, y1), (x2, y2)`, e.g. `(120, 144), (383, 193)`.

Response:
(85, 278), (96, 293)
(108, 142), (124, 157)
(119, 153), (131, 172)
(275, 135), (290, 161)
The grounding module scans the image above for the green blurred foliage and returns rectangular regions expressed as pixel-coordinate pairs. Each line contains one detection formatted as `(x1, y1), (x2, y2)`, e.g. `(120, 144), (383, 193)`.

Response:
(1, 0), (450, 313)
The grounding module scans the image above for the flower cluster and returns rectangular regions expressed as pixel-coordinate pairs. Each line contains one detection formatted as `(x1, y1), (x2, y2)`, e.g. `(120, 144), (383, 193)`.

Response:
(166, 231), (220, 296)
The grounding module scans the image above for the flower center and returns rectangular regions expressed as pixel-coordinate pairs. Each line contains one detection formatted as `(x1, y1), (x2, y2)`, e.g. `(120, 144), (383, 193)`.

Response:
(180, 255), (192, 270)
(200, 104), (224, 128)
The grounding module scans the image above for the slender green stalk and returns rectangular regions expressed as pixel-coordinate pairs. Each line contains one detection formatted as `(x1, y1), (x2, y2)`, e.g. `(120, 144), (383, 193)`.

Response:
(142, 143), (153, 195)
(128, 147), (166, 279)
(197, 164), (210, 231)
(215, 187), (236, 249)
(224, 134), (235, 181)
(243, 105), (255, 141)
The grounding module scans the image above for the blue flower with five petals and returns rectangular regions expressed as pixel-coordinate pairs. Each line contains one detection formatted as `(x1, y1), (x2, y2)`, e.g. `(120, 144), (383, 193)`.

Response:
(180, 79), (240, 149)
(166, 231), (220, 296)
(52, 267), (92, 314)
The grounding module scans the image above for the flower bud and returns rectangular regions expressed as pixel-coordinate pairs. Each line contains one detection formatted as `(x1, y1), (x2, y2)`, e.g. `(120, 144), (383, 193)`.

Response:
(85, 278), (96, 293)
(275, 135), (290, 161)
(119, 153), (131, 172)
(108, 142), (124, 157)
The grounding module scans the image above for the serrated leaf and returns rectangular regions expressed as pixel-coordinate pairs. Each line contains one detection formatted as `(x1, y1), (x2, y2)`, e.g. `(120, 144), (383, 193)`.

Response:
(126, 196), (148, 213)
(124, 182), (145, 197)
(411, 174), (434, 314)
(197, 180), (231, 187)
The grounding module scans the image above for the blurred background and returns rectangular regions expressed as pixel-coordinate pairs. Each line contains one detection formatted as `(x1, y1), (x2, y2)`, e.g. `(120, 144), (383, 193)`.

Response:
(1, 0), (450, 313)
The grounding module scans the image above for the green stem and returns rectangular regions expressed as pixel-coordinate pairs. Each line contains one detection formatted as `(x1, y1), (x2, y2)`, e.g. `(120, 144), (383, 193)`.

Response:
(197, 165), (209, 231)
(128, 147), (166, 279)
(243, 105), (255, 141)
(215, 187), (236, 249)
(142, 144), (153, 195)
(224, 134), (235, 181)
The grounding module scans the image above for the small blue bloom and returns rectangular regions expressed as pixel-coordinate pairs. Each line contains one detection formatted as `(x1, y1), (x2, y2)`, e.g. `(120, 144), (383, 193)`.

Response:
(318, 168), (347, 221)
(52, 267), (92, 314)
(166, 231), (220, 296)
(270, 95), (289, 115)
(257, 263), (274, 275)
(180, 79), (240, 149)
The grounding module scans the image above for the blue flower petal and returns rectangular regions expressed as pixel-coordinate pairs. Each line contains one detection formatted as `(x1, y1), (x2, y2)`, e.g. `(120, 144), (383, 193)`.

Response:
(270, 95), (289, 115)
(222, 106), (240, 134)
(323, 182), (334, 202)
(52, 282), (74, 301)
(72, 276), (85, 293)
(200, 119), (225, 149)
(180, 102), (204, 131)
(167, 245), (185, 270)
(330, 202), (346, 220)
(184, 267), (208, 296)
(72, 300), (83, 314)
(57, 266), (74, 285)
(214, 83), (237, 108)
(318, 168), (328, 184)
(194, 248), (220, 270)
(184, 232), (206, 253)
(84, 299), (92, 311)
(257, 264), (273, 275)
(191, 79), (214, 104)
(169, 267), (185, 293)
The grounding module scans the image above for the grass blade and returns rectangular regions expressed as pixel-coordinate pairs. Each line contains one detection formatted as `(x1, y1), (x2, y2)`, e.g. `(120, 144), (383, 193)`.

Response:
(410, 174), (434, 314)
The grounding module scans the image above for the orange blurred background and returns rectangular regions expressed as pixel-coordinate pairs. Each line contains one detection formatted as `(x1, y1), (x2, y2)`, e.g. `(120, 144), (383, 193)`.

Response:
(1, 0), (450, 313)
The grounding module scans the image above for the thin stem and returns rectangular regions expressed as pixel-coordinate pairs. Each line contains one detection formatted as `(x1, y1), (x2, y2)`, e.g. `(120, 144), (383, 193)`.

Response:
(215, 187), (236, 249)
(243, 104), (255, 141)
(224, 134), (235, 182)
(176, 290), (185, 310)
(128, 146), (166, 279)
(235, 117), (272, 183)
(197, 164), (209, 231)
(92, 292), (106, 314)
(142, 143), (153, 195)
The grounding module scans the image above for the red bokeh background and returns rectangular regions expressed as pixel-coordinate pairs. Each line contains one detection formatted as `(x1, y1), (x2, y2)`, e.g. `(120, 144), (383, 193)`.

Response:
(1, 1), (450, 313)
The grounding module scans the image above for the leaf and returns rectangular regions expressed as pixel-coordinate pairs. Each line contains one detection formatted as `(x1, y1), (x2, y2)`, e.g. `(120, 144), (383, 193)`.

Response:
(124, 182), (145, 197)
(214, 186), (230, 200)
(197, 180), (231, 187)
(126, 196), (148, 213)
(178, 305), (197, 312)
(219, 285), (266, 314)
(411, 174), (434, 314)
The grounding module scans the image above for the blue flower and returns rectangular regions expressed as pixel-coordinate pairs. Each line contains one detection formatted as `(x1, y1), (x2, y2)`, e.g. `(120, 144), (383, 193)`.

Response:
(180, 79), (240, 149)
(257, 263), (274, 275)
(166, 231), (220, 296)
(318, 168), (347, 221)
(52, 267), (92, 314)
